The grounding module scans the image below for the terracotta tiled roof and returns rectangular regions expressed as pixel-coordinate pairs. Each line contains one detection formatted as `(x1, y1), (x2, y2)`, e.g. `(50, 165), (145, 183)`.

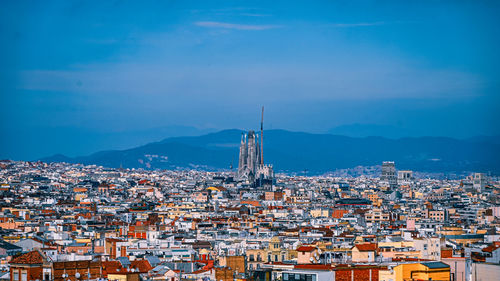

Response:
(482, 243), (500, 253)
(106, 238), (124, 243)
(191, 268), (211, 274)
(130, 260), (153, 273)
(10, 250), (44, 264)
(296, 246), (316, 252)
(354, 243), (377, 251)
(294, 264), (333, 270)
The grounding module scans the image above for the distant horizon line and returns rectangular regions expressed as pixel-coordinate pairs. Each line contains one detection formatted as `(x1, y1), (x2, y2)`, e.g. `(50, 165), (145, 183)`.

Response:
(195, 128), (500, 139)
(33, 128), (499, 160)
(2, 127), (498, 163)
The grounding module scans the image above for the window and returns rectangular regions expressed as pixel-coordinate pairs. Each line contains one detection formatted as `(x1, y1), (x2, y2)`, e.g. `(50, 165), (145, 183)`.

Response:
(13, 271), (19, 281)
(21, 271), (27, 281)
(283, 273), (289, 281)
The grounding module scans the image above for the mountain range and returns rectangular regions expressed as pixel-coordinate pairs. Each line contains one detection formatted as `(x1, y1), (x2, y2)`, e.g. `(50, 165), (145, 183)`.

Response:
(40, 129), (500, 174)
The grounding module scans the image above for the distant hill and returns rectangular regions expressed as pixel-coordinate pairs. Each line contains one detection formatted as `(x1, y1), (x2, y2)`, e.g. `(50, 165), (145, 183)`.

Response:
(1, 125), (216, 161)
(40, 129), (500, 174)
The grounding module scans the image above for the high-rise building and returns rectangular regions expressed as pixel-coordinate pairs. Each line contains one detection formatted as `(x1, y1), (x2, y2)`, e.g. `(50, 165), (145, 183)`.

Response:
(473, 173), (487, 192)
(381, 161), (398, 188)
(398, 170), (414, 183)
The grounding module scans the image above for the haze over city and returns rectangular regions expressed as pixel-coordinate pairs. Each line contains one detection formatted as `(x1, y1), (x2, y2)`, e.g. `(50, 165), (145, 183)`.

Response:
(1, 1), (499, 160)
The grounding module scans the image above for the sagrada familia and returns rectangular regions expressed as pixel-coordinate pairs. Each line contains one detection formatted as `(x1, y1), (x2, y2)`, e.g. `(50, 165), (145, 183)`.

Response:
(237, 108), (274, 185)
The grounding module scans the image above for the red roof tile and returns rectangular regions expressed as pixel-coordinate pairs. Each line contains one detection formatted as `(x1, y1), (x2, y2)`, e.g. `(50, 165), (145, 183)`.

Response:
(10, 250), (44, 264)
(482, 244), (500, 253)
(191, 268), (211, 274)
(354, 243), (377, 251)
(296, 246), (316, 252)
(130, 260), (153, 273)
(294, 264), (333, 271)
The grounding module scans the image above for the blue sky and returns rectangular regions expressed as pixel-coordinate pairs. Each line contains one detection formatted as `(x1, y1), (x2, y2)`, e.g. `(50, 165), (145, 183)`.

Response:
(1, 1), (499, 159)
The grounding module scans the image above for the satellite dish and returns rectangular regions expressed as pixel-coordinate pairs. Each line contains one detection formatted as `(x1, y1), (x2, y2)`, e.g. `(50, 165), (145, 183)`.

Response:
(310, 257), (314, 262)
(75, 273), (80, 279)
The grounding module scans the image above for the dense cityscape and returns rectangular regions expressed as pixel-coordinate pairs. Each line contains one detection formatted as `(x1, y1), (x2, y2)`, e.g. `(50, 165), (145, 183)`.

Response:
(0, 130), (498, 281)
(2, 1), (499, 281)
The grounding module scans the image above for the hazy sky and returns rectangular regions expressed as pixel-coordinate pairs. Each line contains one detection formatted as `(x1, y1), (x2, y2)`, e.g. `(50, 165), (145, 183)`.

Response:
(1, 1), (499, 159)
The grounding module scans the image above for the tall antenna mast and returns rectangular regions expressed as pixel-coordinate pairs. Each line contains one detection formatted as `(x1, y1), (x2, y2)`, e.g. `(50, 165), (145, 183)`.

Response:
(260, 106), (264, 165)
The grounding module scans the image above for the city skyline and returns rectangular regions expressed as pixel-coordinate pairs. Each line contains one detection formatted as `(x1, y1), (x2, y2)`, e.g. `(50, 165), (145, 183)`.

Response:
(0, 2), (499, 280)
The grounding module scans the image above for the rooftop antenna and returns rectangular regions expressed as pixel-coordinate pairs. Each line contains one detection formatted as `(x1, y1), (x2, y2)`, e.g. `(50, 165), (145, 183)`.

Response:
(260, 106), (264, 165)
